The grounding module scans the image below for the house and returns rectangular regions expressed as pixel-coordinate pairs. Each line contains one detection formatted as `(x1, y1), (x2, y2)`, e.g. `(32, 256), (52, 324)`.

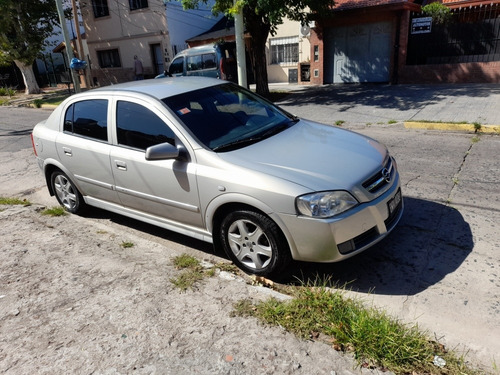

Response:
(80, 0), (173, 85)
(308, 0), (500, 85)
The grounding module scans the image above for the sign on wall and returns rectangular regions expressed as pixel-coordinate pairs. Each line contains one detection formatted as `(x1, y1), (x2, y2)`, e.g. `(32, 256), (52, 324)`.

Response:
(411, 17), (432, 34)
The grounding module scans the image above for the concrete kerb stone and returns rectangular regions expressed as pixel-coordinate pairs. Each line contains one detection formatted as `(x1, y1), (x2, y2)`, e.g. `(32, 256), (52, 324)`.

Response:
(404, 121), (500, 134)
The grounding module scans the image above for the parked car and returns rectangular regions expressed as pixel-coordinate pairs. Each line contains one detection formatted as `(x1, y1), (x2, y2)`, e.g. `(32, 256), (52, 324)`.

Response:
(31, 77), (403, 277)
(156, 42), (237, 82)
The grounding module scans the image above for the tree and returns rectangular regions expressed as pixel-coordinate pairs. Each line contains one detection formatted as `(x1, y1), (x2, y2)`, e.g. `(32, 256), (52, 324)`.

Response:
(0, 0), (59, 94)
(180, 0), (335, 97)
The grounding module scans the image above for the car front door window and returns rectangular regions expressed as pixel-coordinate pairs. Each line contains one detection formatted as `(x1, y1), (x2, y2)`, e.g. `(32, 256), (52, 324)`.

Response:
(116, 101), (176, 150)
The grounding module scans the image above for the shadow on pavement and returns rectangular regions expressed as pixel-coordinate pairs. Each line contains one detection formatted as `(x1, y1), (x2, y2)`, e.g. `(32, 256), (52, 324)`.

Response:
(277, 83), (500, 113)
(292, 197), (473, 296)
(82, 196), (473, 297)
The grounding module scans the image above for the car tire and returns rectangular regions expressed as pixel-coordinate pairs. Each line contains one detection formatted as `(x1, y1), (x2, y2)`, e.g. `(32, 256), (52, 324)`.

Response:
(50, 170), (86, 214)
(219, 210), (291, 278)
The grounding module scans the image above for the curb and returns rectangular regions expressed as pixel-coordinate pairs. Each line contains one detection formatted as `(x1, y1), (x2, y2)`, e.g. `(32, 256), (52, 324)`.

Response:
(404, 121), (500, 134)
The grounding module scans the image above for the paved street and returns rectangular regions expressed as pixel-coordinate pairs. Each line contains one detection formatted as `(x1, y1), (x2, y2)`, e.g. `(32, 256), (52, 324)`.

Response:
(0, 83), (499, 372)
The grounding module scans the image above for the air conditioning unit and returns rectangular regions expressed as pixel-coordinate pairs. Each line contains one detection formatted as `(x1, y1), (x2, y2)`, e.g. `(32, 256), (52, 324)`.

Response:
(299, 21), (315, 37)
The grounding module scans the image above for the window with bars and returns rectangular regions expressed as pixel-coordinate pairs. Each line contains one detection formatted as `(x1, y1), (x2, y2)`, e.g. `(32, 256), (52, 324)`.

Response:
(97, 49), (121, 68)
(270, 37), (299, 65)
(129, 0), (148, 11)
(92, 0), (109, 18)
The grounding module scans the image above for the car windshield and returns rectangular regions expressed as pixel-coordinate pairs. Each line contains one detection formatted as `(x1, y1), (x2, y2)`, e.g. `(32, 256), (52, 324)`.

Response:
(162, 83), (298, 151)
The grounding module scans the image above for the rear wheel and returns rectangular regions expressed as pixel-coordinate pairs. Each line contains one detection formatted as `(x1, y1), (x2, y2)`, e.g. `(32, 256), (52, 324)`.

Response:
(50, 170), (86, 214)
(219, 210), (291, 277)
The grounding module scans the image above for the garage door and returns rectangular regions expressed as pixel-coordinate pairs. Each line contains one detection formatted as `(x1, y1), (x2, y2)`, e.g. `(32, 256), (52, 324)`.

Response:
(324, 22), (392, 83)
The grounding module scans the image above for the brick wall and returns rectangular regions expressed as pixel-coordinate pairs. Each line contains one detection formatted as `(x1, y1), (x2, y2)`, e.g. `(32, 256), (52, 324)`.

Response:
(399, 61), (500, 83)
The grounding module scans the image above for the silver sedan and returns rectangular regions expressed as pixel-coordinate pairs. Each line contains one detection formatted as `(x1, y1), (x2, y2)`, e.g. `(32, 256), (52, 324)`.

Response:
(31, 77), (403, 277)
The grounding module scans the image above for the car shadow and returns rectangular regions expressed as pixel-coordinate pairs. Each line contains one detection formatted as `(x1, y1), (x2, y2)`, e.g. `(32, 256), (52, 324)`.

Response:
(81, 208), (218, 256)
(291, 197), (474, 296)
(81, 196), (472, 296)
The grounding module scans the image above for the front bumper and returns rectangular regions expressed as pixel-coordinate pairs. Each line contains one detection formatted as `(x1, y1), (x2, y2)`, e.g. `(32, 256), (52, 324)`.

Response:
(278, 174), (403, 263)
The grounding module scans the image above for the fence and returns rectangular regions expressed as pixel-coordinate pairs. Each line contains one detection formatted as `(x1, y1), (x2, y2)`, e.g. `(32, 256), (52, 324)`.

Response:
(407, 3), (500, 65)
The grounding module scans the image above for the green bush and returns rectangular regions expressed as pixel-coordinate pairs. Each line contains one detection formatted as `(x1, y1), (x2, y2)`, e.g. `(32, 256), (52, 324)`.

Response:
(422, 2), (452, 25)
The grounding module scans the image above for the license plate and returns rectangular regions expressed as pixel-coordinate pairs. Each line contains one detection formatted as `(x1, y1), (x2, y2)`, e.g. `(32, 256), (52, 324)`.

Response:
(387, 189), (402, 216)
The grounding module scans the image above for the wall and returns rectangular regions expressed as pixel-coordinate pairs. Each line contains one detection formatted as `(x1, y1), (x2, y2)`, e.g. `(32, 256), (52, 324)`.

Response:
(82, 0), (172, 86)
(267, 18), (311, 83)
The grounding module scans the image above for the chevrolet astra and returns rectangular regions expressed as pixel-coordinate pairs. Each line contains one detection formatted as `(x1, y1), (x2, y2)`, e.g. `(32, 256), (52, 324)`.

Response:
(31, 77), (403, 277)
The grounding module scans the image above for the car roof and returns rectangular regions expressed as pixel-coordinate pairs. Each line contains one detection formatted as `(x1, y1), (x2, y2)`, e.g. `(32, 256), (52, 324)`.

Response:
(91, 76), (226, 100)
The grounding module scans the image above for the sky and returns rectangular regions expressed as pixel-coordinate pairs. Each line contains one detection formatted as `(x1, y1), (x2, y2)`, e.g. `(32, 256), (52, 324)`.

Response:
(166, 1), (223, 50)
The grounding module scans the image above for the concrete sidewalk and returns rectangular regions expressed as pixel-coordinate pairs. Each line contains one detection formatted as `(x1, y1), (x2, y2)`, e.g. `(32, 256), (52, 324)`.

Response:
(266, 82), (500, 132)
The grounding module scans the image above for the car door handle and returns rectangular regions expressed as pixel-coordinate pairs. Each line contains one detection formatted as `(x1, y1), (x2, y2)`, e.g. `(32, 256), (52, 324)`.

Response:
(115, 160), (127, 171)
(62, 147), (72, 156)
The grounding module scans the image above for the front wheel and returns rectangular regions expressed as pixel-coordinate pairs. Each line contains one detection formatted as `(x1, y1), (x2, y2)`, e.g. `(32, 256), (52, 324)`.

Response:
(219, 210), (291, 278)
(50, 170), (86, 214)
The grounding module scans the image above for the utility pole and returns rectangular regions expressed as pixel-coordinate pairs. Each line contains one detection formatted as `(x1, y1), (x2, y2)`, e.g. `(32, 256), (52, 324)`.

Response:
(71, 0), (90, 88)
(234, 1), (247, 88)
(55, 0), (81, 93)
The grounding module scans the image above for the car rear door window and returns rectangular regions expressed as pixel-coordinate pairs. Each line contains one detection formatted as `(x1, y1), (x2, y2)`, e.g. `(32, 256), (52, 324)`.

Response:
(116, 101), (176, 150)
(64, 99), (108, 141)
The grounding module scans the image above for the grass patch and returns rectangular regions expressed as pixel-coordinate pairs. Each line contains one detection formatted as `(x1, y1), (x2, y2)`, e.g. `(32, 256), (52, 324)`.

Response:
(0, 87), (16, 97)
(335, 120), (345, 126)
(171, 254), (205, 291)
(170, 254), (240, 291)
(173, 253), (200, 269)
(0, 197), (31, 206)
(41, 206), (68, 216)
(120, 241), (134, 248)
(233, 285), (480, 374)
(33, 99), (43, 108)
(171, 268), (206, 291)
(388, 119), (397, 124)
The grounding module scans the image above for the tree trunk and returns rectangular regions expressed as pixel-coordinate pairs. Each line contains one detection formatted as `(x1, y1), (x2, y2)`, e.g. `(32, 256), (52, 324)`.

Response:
(14, 60), (41, 95)
(244, 10), (271, 98)
(251, 33), (270, 98)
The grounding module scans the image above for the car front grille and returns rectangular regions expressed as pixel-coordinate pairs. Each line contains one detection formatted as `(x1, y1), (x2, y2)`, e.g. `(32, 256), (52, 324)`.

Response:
(362, 157), (394, 194)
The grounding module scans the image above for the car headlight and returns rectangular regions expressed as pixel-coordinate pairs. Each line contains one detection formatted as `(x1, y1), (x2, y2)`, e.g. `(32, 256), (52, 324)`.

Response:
(296, 191), (358, 218)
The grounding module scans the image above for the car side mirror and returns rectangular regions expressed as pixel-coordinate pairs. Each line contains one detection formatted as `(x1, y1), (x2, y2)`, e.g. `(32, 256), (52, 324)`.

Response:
(145, 142), (179, 161)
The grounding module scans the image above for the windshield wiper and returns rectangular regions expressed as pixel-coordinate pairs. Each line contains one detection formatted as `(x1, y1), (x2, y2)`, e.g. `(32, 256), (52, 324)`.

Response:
(213, 121), (295, 152)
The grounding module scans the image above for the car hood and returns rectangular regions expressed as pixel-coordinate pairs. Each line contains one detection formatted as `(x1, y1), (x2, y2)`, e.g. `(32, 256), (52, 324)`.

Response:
(217, 119), (388, 192)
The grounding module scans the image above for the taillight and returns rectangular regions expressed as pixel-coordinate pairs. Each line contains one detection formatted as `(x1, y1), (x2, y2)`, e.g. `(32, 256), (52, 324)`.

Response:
(31, 133), (38, 156)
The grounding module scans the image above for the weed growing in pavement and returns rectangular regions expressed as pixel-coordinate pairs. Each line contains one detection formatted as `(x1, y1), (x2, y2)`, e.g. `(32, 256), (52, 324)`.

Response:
(41, 206), (67, 216)
(120, 241), (134, 248)
(171, 254), (206, 291)
(473, 122), (482, 132)
(33, 99), (43, 108)
(170, 254), (241, 291)
(388, 119), (397, 124)
(173, 253), (200, 269)
(0, 197), (31, 206)
(335, 120), (345, 126)
(471, 136), (481, 144)
(232, 283), (481, 375)
(452, 177), (460, 186)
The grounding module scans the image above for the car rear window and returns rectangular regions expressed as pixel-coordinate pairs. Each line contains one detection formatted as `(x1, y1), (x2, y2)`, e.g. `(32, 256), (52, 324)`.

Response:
(64, 99), (108, 141)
